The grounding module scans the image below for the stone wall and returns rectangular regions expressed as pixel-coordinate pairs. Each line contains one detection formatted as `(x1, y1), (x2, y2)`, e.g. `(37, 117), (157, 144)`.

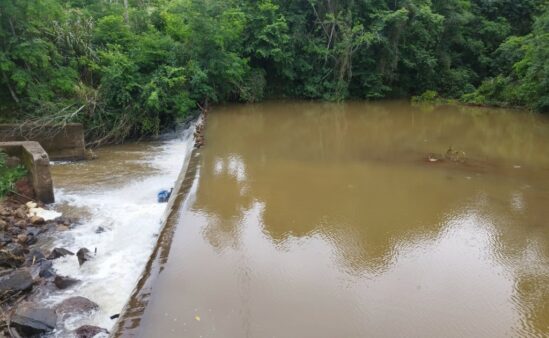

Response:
(0, 124), (85, 161)
(0, 142), (54, 204)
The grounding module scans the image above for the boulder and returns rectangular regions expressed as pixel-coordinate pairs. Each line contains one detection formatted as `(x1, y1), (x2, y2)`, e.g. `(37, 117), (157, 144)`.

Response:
(29, 259), (54, 279)
(56, 296), (99, 318)
(54, 275), (80, 289)
(0, 269), (33, 292)
(77, 248), (93, 266)
(11, 304), (57, 335)
(47, 247), (75, 260)
(74, 325), (109, 338)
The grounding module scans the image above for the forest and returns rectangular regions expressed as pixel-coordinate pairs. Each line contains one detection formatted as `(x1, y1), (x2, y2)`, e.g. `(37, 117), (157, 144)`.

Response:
(0, 0), (548, 143)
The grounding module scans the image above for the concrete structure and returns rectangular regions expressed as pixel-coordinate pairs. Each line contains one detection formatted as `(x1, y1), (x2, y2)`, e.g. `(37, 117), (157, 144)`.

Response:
(0, 123), (85, 161)
(0, 142), (54, 204)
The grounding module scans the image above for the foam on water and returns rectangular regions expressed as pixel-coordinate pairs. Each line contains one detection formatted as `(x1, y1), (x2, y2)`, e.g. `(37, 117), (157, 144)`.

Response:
(43, 125), (196, 336)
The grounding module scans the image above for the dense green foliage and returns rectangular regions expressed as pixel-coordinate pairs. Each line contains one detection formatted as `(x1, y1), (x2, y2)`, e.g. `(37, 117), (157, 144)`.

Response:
(0, 152), (27, 197)
(0, 0), (547, 142)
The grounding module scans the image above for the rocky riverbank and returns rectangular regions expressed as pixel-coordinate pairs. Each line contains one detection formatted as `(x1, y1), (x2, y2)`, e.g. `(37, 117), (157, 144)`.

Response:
(0, 198), (108, 337)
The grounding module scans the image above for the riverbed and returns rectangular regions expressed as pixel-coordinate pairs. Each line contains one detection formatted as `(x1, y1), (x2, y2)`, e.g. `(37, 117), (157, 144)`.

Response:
(130, 101), (549, 337)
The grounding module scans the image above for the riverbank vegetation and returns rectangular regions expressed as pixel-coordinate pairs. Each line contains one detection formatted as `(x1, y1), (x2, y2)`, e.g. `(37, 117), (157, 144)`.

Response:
(0, 152), (27, 197)
(0, 0), (547, 143)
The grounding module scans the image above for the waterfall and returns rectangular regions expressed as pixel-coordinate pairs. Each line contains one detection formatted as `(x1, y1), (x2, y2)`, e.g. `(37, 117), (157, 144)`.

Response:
(42, 121), (197, 336)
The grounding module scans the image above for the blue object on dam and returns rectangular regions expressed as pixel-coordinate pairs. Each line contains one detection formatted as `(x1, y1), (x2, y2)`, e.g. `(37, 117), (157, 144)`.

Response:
(157, 188), (172, 203)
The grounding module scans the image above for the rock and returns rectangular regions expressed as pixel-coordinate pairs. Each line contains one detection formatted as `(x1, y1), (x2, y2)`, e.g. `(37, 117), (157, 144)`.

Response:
(47, 247), (75, 260)
(41, 261), (55, 278)
(0, 206), (10, 216)
(0, 249), (25, 268)
(5, 242), (27, 256)
(0, 269), (33, 292)
(14, 220), (26, 228)
(24, 249), (45, 266)
(15, 207), (27, 219)
(16, 234), (28, 244)
(95, 226), (105, 234)
(24, 228), (42, 245)
(74, 325), (109, 338)
(24, 233), (37, 246)
(55, 217), (69, 225)
(30, 215), (45, 225)
(55, 216), (72, 226)
(25, 201), (37, 209)
(57, 225), (70, 231)
(56, 296), (99, 318)
(30, 260), (54, 279)
(0, 231), (12, 245)
(26, 226), (44, 236)
(11, 303), (57, 335)
(54, 275), (80, 289)
(0, 219), (7, 230)
(77, 248), (93, 266)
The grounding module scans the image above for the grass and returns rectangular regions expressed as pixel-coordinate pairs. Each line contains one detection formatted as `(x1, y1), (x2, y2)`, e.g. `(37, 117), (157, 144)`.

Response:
(0, 152), (28, 198)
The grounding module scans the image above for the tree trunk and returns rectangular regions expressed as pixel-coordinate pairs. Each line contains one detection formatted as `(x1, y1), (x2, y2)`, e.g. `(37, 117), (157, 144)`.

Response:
(1, 70), (20, 104)
(123, 0), (129, 23)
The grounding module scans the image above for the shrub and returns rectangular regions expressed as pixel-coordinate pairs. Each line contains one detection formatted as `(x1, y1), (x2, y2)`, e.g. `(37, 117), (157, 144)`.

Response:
(0, 152), (28, 198)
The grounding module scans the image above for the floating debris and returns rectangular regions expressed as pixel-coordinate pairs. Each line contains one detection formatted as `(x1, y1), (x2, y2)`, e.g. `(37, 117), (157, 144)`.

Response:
(444, 146), (466, 163)
(157, 188), (173, 203)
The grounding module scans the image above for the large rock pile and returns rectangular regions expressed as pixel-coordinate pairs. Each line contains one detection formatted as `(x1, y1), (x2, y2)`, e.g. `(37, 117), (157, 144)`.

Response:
(0, 199), (108, 337)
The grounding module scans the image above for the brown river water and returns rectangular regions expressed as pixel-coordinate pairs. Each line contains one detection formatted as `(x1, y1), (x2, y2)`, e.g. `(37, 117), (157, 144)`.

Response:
(132, 101), (549, 338)
(59, 101), (549, 337)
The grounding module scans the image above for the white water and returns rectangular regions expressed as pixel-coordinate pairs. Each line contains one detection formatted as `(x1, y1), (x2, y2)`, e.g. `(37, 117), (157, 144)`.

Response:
(43, 125), (196, 336)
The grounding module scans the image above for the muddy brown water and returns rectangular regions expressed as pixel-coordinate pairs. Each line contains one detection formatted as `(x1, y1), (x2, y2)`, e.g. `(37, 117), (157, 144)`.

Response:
(124, 101), (549, 337)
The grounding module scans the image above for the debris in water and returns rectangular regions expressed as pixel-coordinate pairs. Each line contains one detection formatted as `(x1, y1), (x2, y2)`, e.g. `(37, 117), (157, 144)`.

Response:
(445, 146), (466, 163)
(195, 315), (201, 321)
(425, 153), (442, 163)
(428, 155), (439, 162)
(26, 201), (62, 221)
(157, 188), (173, 203)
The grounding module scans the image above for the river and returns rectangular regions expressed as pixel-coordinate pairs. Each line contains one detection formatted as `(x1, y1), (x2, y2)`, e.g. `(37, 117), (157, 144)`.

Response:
(57, 101), (549, 337)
